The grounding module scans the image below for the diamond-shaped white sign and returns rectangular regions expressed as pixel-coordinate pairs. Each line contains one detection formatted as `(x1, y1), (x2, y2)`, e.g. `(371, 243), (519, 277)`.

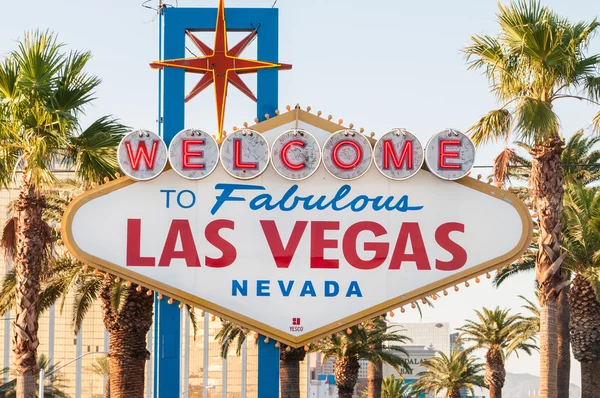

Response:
(63, 111), (532, 347)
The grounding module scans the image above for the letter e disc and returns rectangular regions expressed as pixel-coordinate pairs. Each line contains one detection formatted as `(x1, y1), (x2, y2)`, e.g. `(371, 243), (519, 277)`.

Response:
(322, 130), (372, 180)
(220, 129), (270, 179)
(425, 129), (475, 180)
(373, 129), (424, 180)
(118, 129), (168, 181)
(168, 129), (219, 180)
(271, 129), (321, 180)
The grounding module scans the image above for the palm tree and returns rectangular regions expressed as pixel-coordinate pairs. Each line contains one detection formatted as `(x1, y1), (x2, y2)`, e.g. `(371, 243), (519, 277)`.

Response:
(215, 320), (306, 398)
(0, 30), (126, 396)
(492, 130), (600, 397)
(380, 375), (420, 398)
(464, 2), (600, 395)
(562, 184), (600, 396)
(89, 356), (110, 398)
(457, 307), (537, 398)
(310, 322), (411, 398)
(0, 180), (175, 397)
(0, 354), (69, 397)
(414, 350), (485, 398)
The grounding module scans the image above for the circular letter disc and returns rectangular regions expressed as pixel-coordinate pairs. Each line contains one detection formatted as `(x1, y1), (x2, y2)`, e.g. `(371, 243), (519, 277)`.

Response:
(118, 129), (168, 181)
(271, 129), (321, 180)
(373, 129), (424, 180)
(322, 130), (373, 180)
(220, 129), (270, 180)
(168, 128), (219, 180)
(424, 129), (476, 180)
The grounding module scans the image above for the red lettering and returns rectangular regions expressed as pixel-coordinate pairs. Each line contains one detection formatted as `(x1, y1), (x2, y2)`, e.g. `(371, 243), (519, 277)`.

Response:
(435, 222), (467, 271)
(205, 219), (237, 268)
(281, 140), (305, 170)
(158, 220), (201, 267)
(234, 139), (257, 169)
(260, 220), (308, 268)
(126, 219), (156, 266)
(343, 222), (389, 270)
(332, 140), (362, 170)
(389, 222), (431, 270)
(124, 140), (159, 170)
(310, 221), (340, 268)
(439, 139), (461, 169)
(182, 139), (205, 169)
(383, 140), (413, 170)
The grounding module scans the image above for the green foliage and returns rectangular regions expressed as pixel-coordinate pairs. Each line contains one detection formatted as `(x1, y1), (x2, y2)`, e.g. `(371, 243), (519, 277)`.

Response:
(310, 319), (412, 374)
(0, 30), (126, 191)
(464, 0), (600, 146)
(458, 307), (538, 360)
(88, 356), (110, 378)
(414, 350), (485, 397)
(562, 184), (600, 298)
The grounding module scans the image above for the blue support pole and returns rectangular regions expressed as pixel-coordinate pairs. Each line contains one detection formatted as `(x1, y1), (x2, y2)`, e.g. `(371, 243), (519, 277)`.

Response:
(156, 7), (282, 397)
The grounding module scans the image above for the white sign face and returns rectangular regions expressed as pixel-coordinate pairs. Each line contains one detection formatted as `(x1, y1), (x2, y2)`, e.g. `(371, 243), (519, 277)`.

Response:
(373, 129), (424, 181)
(271, 129), (321, 180)
(65, 122), (531, 347)
(425, 130), (476, 180)
(322, 130), (373, 180)
(168, 129), (219, 180)
(117, 130), (168, 181)
(220, 129), (270, 180)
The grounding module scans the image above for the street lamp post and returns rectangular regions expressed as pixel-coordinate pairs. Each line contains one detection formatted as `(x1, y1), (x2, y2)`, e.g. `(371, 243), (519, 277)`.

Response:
(38, 351), (107, 397)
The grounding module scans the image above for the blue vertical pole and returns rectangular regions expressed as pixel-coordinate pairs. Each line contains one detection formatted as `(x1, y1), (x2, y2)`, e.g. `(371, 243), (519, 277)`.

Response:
(154, 7), (185, 398)
(255, 8), (281, 398)
(155, 6), (282, 397)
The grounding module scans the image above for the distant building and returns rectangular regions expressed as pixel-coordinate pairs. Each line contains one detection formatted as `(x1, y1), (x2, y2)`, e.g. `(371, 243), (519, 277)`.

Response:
(389, 322), (451, 355)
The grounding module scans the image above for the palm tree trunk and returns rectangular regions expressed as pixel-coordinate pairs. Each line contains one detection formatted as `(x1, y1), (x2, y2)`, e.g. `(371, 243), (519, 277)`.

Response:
(105, 378), (110, 398)
(100, 280), (154, 398)
(485, 348), (505, 398)
(367, 359), (382, 398)
(531, 138), (564, 398)
(448, 387), (461, 398)
(279, 347), (305, 398)
(557, 286), (571, 398)
(12, 180), (48, 398)
(334, 355), (360, 398)
(581, 361), (600, 398)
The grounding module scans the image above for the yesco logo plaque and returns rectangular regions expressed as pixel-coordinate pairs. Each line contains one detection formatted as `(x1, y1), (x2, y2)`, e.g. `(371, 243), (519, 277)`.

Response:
(64, 122), (530, 347)
(117, 128), (476, 182)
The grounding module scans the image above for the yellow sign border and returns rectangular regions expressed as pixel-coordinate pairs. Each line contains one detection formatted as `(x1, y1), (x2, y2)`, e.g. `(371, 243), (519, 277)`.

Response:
(62, 111), (533, 347)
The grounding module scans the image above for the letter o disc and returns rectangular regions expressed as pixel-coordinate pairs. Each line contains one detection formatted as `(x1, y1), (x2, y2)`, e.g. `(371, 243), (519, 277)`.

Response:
(220, 129), (270, 180)
(117, 129), (168, 181)
(271, 129), (321, 180)
(373, 129), (424, 180)
(168, 129), (219, 180)
(322, 130), (372, 180)
(425, 129), (476, 180)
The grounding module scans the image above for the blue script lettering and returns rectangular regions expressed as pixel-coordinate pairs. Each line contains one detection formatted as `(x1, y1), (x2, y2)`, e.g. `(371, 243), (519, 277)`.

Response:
(212, 183), (423, 215)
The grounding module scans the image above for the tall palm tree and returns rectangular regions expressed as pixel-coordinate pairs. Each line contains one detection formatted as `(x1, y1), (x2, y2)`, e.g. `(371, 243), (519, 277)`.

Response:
(562, 184), (600, 396)
(360, 374), (420, 398)
(215, 320), (306, 398)
(310, 322), (411, 398)
(414, 349), (485, 398)
(492, 130), (600, 397)
(457, 307), (537, 398)
(464, 1), (600, 395)
(0, 30), (126, 396)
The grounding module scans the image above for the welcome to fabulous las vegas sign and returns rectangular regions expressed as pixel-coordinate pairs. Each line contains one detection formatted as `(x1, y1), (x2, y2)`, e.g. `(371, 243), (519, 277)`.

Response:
(63, 109), (532, 347)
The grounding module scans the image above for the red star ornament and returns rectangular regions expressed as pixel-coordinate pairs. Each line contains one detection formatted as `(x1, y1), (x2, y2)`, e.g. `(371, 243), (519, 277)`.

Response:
(150, 0), (292, 139)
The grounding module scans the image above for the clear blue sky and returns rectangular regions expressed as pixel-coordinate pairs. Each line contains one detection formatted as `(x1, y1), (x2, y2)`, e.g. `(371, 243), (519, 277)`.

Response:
(3, 0), (600, 388)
